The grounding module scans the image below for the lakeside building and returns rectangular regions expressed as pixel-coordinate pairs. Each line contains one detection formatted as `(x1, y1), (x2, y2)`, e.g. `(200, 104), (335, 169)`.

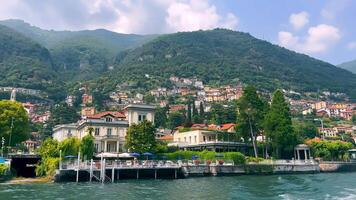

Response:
(169, 123), (249, 152)
(52, 104), (155, 154)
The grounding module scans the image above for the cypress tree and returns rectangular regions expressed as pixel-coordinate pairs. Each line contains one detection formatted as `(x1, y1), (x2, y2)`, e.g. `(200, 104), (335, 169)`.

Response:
(264, 90), (299, 159)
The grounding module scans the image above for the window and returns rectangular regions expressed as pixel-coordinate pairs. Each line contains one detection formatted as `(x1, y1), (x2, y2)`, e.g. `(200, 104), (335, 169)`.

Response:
(95, 128), (100, 136)
(106, 117), (113, 122)
(107, 128), (112, 136)
(194, 136), (197, 144)
(189, 136), (191, 144)
(94, 144), (99, 152)
(138, 114), (147, 122)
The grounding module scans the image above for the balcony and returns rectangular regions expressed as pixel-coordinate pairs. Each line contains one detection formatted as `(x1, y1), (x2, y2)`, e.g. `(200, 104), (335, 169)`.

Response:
(95, 135), (124, 141)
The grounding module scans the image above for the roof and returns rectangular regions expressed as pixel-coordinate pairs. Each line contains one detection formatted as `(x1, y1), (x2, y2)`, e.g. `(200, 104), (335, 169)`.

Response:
(87, 111), (126, 119)
(221, 123), (236, 130)
(159, 135), (174, 141)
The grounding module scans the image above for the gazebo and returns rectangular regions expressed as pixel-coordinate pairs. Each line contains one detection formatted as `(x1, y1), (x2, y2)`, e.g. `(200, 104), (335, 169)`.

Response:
(294, 144), (311, 161)
(348, 149), (356, 162)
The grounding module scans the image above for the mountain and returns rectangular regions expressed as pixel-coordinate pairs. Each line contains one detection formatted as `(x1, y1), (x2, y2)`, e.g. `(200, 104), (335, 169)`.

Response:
(338, 60), (356, 74)
(0, 24), (64, 100)
(96, 29), (356, 99)
(0, 19), (157, 81)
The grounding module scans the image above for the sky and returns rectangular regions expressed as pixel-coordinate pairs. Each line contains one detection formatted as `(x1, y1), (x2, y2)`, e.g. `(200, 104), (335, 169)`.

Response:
(0, 0), (355, 65)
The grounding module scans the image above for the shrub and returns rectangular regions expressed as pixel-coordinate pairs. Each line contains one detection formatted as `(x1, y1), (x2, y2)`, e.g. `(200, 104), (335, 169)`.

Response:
(36, 157), (60, 177)
(224, 152), (246, 164)
(246, 157), (264, 163)
(0, 164), (9, 175)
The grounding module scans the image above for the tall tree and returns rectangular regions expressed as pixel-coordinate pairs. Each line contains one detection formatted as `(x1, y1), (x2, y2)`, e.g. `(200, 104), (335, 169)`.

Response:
(236, 86), (266, 158)
(154, 107), (168, 128)
(125, 120), (157, 153)
(0, 100), (30, 146)
(80, 134), (95, 160)
(167, 111), (185, 130)
(264, 90), (299, 159)
(185, 101), (192, 127)
(199, 102), (205, 118)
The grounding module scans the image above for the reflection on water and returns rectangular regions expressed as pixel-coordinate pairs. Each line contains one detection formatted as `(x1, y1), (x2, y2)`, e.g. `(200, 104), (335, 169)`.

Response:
(1, 173), (356, 200)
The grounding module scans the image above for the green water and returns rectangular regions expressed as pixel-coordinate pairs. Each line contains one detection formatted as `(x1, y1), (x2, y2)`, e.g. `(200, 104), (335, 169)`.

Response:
(1, 173), (356, 200)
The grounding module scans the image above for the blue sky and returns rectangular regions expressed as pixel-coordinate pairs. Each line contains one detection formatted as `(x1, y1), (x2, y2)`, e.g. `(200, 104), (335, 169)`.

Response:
(0, 0), (355, 64)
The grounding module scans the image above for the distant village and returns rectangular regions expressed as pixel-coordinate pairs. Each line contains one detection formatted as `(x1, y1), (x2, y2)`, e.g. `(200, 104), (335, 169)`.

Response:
(4, 75), (356, 154)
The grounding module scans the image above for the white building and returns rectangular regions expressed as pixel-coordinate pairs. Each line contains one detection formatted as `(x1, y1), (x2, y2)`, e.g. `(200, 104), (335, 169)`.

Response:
(52, 104), (155, 153)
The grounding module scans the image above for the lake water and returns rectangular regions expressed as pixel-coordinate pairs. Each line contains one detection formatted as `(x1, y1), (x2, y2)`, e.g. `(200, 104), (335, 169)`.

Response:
(1, 173), (356, 200)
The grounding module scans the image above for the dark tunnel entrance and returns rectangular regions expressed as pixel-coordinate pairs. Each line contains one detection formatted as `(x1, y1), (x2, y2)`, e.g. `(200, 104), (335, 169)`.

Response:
(9, 155), (41, 177)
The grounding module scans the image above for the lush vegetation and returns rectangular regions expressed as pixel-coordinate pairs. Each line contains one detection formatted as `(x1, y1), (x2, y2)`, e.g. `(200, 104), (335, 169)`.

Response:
(125, 120), (157, 153)
(36, 136), (94, 177)
(0, 100), (30, 146)
(306, 139), (353, 161)
(264, 90), (300, 159)
(96, 29), (356, 99)
(0, 164), (9, 175)
(160, 150), (246, 164)
(1, 21), (356, 102)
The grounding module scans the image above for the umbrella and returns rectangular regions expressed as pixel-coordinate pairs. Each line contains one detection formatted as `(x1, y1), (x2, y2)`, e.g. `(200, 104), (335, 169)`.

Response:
(131, 152), (141, 157)
(143, 152), (153, 156)
(161, 155), (168, 160)
(96, 152), (118, 158)
(192, 155), (199, 160)
(64, 155), (77, 159)
(118, 153), (132, 158)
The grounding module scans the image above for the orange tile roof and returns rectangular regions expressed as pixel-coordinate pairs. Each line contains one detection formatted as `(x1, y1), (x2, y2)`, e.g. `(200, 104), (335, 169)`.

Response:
(159, 135), (173, 140)
(221, 123), (236, 130)
(88, 111), (126, 119)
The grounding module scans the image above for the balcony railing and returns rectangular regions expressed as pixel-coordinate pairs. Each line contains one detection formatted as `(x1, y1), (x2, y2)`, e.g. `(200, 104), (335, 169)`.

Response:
(95, 135), (124, 140)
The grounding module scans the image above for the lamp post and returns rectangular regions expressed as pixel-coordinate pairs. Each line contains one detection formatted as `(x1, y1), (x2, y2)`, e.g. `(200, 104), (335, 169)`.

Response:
(314, 118), (324, 140)
(8, 117), (14, 147)
(1, 137), (4, 157)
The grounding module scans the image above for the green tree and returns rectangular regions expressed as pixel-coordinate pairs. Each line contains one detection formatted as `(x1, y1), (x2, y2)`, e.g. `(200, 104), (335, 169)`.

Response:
(236, 86), (266, 158)
(80, 134), (95, 160)
(264, 90), (299, 159)
(48, 103), (80, 126)
(125, 120), (157, 153)
(167, 111), (185, 130)
(0, 100), (30, 146)
(293, 120), (319, 139)
(154, 107), (168, 128)
(184, 101), (192, 127)
(38, 138), (59, 159)
(59, 137), (80, 156)
(199, 102), (205, 118)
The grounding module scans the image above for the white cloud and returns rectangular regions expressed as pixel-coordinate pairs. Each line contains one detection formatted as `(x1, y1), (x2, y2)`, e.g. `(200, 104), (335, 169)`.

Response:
(278, 24), (341, 54)
(0, 0), (239, 34)
(289, 11), (309, 30)
(347, 42), (356, 50)
(165, 0), (238, 32)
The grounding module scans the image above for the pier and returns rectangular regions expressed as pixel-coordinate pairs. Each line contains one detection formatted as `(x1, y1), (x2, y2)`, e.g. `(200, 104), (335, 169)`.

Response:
(56, 159), (181, 182)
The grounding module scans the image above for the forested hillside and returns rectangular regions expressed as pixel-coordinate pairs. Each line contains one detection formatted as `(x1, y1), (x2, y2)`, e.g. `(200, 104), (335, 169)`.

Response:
(0, 25), (64, 100)
(0, 19), (156, 81)
(1, 21), (356, 101)
(95, 29), (356, 99)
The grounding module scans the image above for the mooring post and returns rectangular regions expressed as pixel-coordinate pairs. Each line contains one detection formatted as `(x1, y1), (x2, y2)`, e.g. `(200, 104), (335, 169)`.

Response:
(90, 159), (93, 182)
(76, 150), (81, 183)
(59, 150), (62, 170)
(137, 169), (139, 179)
(155, 169), (157, 179)
(112, 167), (115, 183)
(175, 169), (177, 179)
(102, 159), (106, 184)
(117, 169), (120, 180)
(100, 154), (103, 182)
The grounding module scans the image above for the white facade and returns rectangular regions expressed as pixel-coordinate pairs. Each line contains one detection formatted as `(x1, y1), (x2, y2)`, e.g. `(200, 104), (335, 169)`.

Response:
(52, 104), (155, 153)
(53, 123), (77, 142)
